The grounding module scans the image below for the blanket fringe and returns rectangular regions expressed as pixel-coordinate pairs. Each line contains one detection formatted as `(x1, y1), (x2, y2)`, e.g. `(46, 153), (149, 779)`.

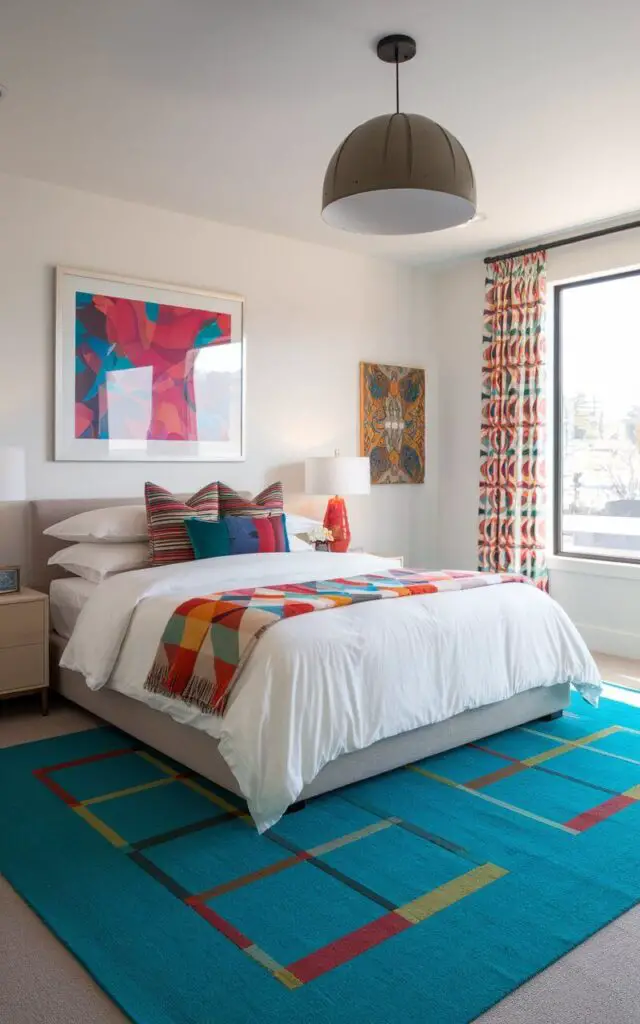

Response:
(144, 664), (225, 716)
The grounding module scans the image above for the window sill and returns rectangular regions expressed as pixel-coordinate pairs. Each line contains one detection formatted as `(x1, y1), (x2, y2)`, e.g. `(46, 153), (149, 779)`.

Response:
(546, 554), (640, 581)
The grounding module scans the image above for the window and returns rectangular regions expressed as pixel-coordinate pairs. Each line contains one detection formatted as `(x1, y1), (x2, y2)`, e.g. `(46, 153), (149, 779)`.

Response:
(554, 269), (640, 563)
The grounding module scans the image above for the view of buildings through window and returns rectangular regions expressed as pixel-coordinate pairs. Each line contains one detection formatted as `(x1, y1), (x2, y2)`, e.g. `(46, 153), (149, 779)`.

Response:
(557, 270), (640, 561)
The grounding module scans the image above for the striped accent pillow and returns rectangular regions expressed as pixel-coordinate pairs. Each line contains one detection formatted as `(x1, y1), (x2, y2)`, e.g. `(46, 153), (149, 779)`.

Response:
(145, 482), (220, 566)
(218, 481), (284, 519)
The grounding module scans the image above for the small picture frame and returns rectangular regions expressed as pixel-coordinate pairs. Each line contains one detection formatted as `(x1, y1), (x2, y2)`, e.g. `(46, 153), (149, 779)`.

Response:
(0, 566), (20, 595)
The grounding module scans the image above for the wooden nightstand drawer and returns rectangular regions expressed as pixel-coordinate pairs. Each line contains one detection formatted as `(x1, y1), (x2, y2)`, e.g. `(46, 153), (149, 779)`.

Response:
(0, 600), (44, 649)
(0, 644), (45, 693)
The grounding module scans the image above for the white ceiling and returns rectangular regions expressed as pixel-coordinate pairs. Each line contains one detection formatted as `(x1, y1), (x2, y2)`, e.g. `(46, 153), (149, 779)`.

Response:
(1, 0), (640, 265)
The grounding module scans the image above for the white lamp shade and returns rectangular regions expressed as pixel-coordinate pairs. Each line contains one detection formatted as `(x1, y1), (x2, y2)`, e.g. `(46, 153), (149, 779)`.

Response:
(305, 456), (371, 496)
(0, 446), (26, 501)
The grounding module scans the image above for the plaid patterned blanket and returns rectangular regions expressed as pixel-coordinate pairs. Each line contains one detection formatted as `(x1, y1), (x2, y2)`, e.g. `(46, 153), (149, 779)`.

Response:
(144, 569), (529, 715)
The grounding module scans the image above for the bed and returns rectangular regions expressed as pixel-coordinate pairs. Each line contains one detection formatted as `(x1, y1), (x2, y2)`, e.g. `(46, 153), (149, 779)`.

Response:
(33, 498), (602, 832)
(49, 577), (97, 638)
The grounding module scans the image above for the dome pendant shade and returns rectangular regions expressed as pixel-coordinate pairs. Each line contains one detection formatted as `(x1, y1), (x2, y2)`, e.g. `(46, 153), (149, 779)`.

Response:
(322, 113), (476, 234)
(321, 36), (477, 236)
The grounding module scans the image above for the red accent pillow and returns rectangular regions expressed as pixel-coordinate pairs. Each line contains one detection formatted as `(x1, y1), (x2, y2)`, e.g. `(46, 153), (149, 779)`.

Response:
(217, 481), (284, 518)
(145, 482), (219, 566)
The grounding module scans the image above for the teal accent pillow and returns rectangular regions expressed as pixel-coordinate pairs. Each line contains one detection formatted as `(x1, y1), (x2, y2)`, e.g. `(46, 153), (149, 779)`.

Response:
(185, 517), (232, 559)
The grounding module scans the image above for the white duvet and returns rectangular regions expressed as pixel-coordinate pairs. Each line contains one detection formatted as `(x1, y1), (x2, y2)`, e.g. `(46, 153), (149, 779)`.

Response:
(61, 552), (602, 831)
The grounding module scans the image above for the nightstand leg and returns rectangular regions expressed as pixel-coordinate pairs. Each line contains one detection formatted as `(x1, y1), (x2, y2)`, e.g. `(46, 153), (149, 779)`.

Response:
(40, 688), (49, 716)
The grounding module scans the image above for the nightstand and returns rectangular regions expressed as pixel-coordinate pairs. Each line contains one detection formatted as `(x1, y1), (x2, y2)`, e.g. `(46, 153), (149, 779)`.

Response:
(0, 588), (50, 715)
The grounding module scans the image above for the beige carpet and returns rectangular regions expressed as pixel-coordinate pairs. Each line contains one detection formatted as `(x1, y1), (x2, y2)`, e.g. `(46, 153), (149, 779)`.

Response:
(593, 652), (640, 692)
(2, 663), (640, 1024)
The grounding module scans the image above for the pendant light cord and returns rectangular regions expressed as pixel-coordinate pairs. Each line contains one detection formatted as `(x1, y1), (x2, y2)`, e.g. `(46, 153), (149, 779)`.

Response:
(395, 45), (400, 113)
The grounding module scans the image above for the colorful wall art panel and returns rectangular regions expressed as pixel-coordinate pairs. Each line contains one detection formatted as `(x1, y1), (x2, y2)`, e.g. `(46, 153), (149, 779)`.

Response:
(360, 362), (425, 484)
(56, 269), (244, 462)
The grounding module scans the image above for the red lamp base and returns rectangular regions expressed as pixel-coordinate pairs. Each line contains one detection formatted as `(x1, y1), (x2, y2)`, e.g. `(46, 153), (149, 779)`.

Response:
(323, 495), (351, 552)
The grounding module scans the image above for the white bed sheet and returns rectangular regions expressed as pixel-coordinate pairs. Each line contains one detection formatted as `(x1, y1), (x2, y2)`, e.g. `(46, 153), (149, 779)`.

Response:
(49, 577), (97, 639)
(61, 552), (602, 831)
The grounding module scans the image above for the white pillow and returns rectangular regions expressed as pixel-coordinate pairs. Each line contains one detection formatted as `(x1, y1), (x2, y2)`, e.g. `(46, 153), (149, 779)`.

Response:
(44, 505), (148, 544)
(285, 512), (323, 537)
(48, 542), (150, 583)
(289, 535), (312, 551)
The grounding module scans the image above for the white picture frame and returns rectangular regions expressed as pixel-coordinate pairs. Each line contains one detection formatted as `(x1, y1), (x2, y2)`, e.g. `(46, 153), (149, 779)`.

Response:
(55, 267), (245, 462)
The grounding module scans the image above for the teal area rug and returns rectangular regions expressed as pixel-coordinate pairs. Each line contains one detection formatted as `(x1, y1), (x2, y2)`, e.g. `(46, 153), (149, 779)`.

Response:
(2, 689), (640, 1023)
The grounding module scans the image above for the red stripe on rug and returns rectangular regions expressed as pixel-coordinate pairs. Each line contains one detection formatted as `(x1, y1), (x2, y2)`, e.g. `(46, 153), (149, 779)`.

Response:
(33, 771), (80, 806)
(565, 794), (635, 832)
(190, 902), (253, 950)
(287, 911), (412, 983)
(36, 747), (135, 774)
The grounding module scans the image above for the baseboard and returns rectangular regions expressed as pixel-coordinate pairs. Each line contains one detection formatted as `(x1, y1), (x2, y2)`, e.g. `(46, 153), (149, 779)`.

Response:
(576, 623), (640, 660)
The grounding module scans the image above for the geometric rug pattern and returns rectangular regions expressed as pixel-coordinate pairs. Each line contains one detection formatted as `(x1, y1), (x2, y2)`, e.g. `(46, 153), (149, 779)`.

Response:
(2, 689), (640, 1023)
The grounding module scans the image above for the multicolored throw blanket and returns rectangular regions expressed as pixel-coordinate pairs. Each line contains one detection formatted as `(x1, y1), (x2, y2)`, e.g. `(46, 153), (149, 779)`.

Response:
(144, 569), (530, 715)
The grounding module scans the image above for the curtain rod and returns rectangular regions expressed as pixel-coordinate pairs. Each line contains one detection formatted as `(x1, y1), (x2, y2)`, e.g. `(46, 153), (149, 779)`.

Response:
(483, 218), (640, 265)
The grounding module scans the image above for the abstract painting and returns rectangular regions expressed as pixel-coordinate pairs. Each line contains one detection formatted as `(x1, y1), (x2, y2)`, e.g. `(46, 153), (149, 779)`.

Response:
(360, 362), (425, 484)
(55, 268), (244, 462)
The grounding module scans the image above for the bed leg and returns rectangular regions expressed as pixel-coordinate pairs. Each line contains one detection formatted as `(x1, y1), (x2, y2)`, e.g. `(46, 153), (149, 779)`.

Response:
(285, 800), (307, 815)
(539, 710), (563, 722)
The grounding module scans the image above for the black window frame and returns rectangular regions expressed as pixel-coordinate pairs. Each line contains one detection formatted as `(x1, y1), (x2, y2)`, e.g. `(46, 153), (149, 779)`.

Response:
(553, 266), (640, 566)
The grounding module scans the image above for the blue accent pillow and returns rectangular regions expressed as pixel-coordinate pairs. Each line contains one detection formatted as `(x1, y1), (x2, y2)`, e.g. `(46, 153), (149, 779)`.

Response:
(185, 514), (290, 559)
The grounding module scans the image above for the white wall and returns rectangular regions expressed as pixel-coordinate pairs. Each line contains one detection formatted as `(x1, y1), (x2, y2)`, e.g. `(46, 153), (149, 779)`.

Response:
(0, 173), (437, 565)
(431, 228), (640, 658)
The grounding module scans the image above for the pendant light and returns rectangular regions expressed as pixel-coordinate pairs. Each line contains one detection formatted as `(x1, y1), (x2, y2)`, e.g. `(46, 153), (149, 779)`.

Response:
(322, 34), (476, 235)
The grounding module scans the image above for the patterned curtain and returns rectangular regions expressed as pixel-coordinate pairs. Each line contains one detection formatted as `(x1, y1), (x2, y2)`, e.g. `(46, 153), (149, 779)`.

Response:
(478, 251), (548, 589)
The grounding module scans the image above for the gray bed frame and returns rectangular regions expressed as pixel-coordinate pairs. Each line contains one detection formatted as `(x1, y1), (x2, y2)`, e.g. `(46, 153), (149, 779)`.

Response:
(29, 499), (570, 807)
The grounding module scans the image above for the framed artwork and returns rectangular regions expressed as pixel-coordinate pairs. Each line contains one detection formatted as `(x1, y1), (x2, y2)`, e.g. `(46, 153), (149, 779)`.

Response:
(55, 267), (245, 462)
(0, 566), (20, 594)
(360, 362), (425, 484)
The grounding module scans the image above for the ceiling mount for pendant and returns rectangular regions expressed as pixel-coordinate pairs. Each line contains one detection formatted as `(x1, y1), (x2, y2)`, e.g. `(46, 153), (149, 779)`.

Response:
(376, 34), (416, 64)
(321, 32), (477, 236)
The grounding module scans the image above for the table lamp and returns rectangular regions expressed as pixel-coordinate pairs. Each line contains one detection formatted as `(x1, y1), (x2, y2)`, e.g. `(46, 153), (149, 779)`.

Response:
(305, 451), (371, 552)
(0, 446), (26, 501)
